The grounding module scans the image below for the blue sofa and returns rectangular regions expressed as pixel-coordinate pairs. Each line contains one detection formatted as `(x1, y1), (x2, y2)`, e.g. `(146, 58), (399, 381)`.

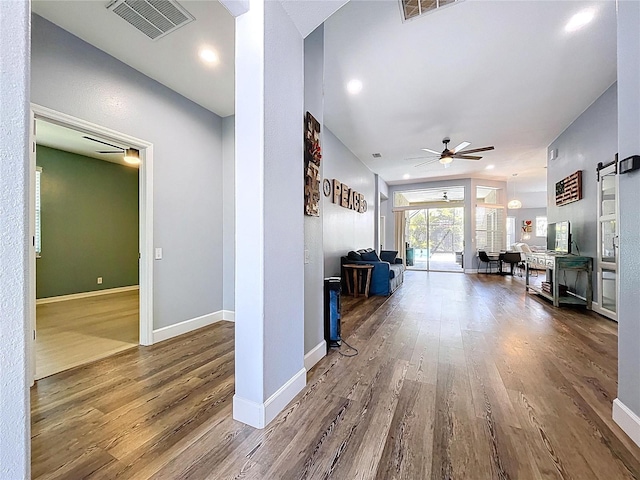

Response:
(340, 248), (405, 296)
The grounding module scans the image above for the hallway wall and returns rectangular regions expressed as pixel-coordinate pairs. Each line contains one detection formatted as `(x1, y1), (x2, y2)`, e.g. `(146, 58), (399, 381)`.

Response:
(31, 15), (224, 329)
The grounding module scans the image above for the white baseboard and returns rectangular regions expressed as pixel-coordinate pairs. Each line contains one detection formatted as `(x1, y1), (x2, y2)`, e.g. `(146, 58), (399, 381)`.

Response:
(613, 398), (640, 448)
(36, 285), (139, 304)
(222, 310), (235, 322)
(304, 340), (326, 371)
(233, 367), (306, 429)
(153, 310), (229, 343)
(464, 268), (478, 274)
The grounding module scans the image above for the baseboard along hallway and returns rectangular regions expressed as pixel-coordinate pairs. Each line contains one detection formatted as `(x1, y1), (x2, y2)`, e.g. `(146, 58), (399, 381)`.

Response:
(31, 272), (640, 478)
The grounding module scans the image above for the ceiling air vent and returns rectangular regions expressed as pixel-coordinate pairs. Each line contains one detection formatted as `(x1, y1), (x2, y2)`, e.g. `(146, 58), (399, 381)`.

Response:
(372, 153), (382, 158)
(106, 0), (195, 41)
(400, 0), (461, 21)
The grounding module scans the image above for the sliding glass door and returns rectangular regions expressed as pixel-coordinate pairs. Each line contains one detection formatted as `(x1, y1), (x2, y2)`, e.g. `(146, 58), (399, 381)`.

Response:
(405, 207), (464, 272)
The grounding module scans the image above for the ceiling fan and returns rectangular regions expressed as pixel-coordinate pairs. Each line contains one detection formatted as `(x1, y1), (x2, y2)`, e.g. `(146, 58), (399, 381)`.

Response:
(83, 136), (141, 165)
(414, 137), (494, 168)
(83, 136), (125, 154)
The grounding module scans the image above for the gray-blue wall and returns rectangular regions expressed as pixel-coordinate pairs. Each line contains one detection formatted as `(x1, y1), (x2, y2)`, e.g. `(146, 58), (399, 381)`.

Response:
(547, 83), (617, 300)
(322, 128), (376, 277)
(304, 26), (325, 355)
(31, 15), (224, 329)
(507, 207), (547, 248)
(222, 115), (235, 312)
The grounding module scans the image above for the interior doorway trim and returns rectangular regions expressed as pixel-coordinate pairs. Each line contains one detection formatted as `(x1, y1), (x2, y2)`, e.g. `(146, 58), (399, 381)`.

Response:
(29, 104), (154, 381)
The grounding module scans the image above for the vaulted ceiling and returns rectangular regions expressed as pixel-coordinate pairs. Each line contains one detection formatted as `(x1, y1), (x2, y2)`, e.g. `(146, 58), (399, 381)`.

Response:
(32, 0), (617, 202)
(323, 0), (616, 192)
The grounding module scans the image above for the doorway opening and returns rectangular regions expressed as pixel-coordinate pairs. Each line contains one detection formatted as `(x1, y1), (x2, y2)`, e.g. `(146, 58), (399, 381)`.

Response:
(29, 105), (153, 381)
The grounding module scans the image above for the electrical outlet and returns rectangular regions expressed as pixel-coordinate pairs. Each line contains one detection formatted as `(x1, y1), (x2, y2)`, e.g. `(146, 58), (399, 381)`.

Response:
(97, 277), (103, 284)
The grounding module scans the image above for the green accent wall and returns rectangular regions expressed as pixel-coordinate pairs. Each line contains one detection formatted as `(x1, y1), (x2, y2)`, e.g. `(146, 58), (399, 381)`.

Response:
(36, 145), (139, 298)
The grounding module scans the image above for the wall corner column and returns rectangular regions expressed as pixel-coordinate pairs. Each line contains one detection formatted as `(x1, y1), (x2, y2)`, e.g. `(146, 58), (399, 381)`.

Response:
(232, 0), (306, 429)
(0, 0), (32, 476)
(614, 0), (640, 447)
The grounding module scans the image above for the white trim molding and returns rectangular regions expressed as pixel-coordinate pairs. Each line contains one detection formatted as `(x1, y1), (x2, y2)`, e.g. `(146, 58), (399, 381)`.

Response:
(613, 398), (640, 447)
(152, 310), (230, 344)
(233, 367), (306, 429)
(304, 340), (326, 371)
(36, 285), (139, 305)
(464, 268), (479, 274)
(30, 103), (154, 347)
(222, 310), (235, 322)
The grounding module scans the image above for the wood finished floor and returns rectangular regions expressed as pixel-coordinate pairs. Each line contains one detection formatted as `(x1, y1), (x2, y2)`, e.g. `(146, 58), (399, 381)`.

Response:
(31, 272), (640, 479)
(36, 290), (139, 379)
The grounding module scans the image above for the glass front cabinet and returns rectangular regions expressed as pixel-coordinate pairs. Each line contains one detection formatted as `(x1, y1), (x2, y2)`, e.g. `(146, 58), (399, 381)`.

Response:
(596, 162), (618, 321)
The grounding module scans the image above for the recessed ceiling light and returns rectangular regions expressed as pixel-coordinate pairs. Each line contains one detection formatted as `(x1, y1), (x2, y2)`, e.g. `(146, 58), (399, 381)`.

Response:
(347, 79), (363, 95)
(403, 173), (410, 179)
(565, 9), (595, 33)
(485, 165), (495, 170)
(199, 48), (219, 65)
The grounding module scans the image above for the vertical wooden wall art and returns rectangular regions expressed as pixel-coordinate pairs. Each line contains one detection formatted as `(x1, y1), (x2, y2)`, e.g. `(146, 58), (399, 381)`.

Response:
(304, 112), (322, 216)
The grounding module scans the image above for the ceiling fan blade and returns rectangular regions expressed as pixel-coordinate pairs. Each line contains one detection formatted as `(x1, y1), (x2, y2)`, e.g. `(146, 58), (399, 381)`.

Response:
(97, 150), (124, 154)
(454, 155), (482, 160)
(452, 141), (470, 153)
(414, 158), (440, 168)
(456, 146), (494, 155)
(83, 136), (124, 150)
(421, 148), (441, 155)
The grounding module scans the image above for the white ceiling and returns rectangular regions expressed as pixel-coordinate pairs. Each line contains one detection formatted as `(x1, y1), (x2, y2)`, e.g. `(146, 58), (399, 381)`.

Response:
(32, 0), (235, 117)
(323, 0), (617, 193)
(31, 0), (617, 204)
(36, 119), (139, 168)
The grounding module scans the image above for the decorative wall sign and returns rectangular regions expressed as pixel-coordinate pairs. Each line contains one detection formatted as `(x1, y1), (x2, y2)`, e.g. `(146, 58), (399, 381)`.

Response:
(328, 178), (367, 213)
(555, 170), (583, 206)
(304, 112), (322, 216)
(522, 220), (532, 234)
(322, 178), (332, 197)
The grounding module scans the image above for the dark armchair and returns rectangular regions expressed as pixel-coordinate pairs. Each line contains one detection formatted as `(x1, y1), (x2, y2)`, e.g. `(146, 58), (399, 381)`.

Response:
(477, 250), (500, 274)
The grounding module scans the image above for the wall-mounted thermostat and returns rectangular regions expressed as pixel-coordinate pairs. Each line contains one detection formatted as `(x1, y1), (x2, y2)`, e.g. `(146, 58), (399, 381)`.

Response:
(620, 155), (640, 174)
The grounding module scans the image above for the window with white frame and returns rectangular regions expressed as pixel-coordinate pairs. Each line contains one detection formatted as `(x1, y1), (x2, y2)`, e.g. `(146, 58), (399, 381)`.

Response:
(35, 167), (42, 256)
(506, 216), (516, 248)
(536, 216), (548, 238)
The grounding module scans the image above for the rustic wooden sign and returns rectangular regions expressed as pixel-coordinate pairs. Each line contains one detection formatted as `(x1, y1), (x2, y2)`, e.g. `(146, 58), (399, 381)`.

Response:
(304, 112), (322, 217)
(555, 170), (582, 206)
(325, 178), (367, 213)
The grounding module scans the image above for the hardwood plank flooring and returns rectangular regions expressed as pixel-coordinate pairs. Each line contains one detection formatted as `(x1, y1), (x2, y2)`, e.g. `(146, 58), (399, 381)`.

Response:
(31, 272), (640, 479)
(35, 290), (139, 379)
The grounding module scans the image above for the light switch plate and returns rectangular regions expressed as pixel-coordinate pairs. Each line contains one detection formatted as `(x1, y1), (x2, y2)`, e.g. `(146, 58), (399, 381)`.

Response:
(304, 249), (310, 264)
(155, 247), (163, 260)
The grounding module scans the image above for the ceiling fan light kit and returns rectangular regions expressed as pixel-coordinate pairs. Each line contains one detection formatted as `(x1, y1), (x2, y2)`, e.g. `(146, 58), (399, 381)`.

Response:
(124, 148), (141, 165)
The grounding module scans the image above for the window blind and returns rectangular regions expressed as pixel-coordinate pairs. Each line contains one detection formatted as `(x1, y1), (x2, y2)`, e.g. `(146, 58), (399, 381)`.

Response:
(35, 167), (42, 255)
(476, 206), (505, 253)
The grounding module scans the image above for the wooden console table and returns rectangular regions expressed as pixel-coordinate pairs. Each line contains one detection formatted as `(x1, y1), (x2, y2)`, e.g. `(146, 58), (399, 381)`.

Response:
(525, 253), (593, 308)
(343, 264), (374, 298)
